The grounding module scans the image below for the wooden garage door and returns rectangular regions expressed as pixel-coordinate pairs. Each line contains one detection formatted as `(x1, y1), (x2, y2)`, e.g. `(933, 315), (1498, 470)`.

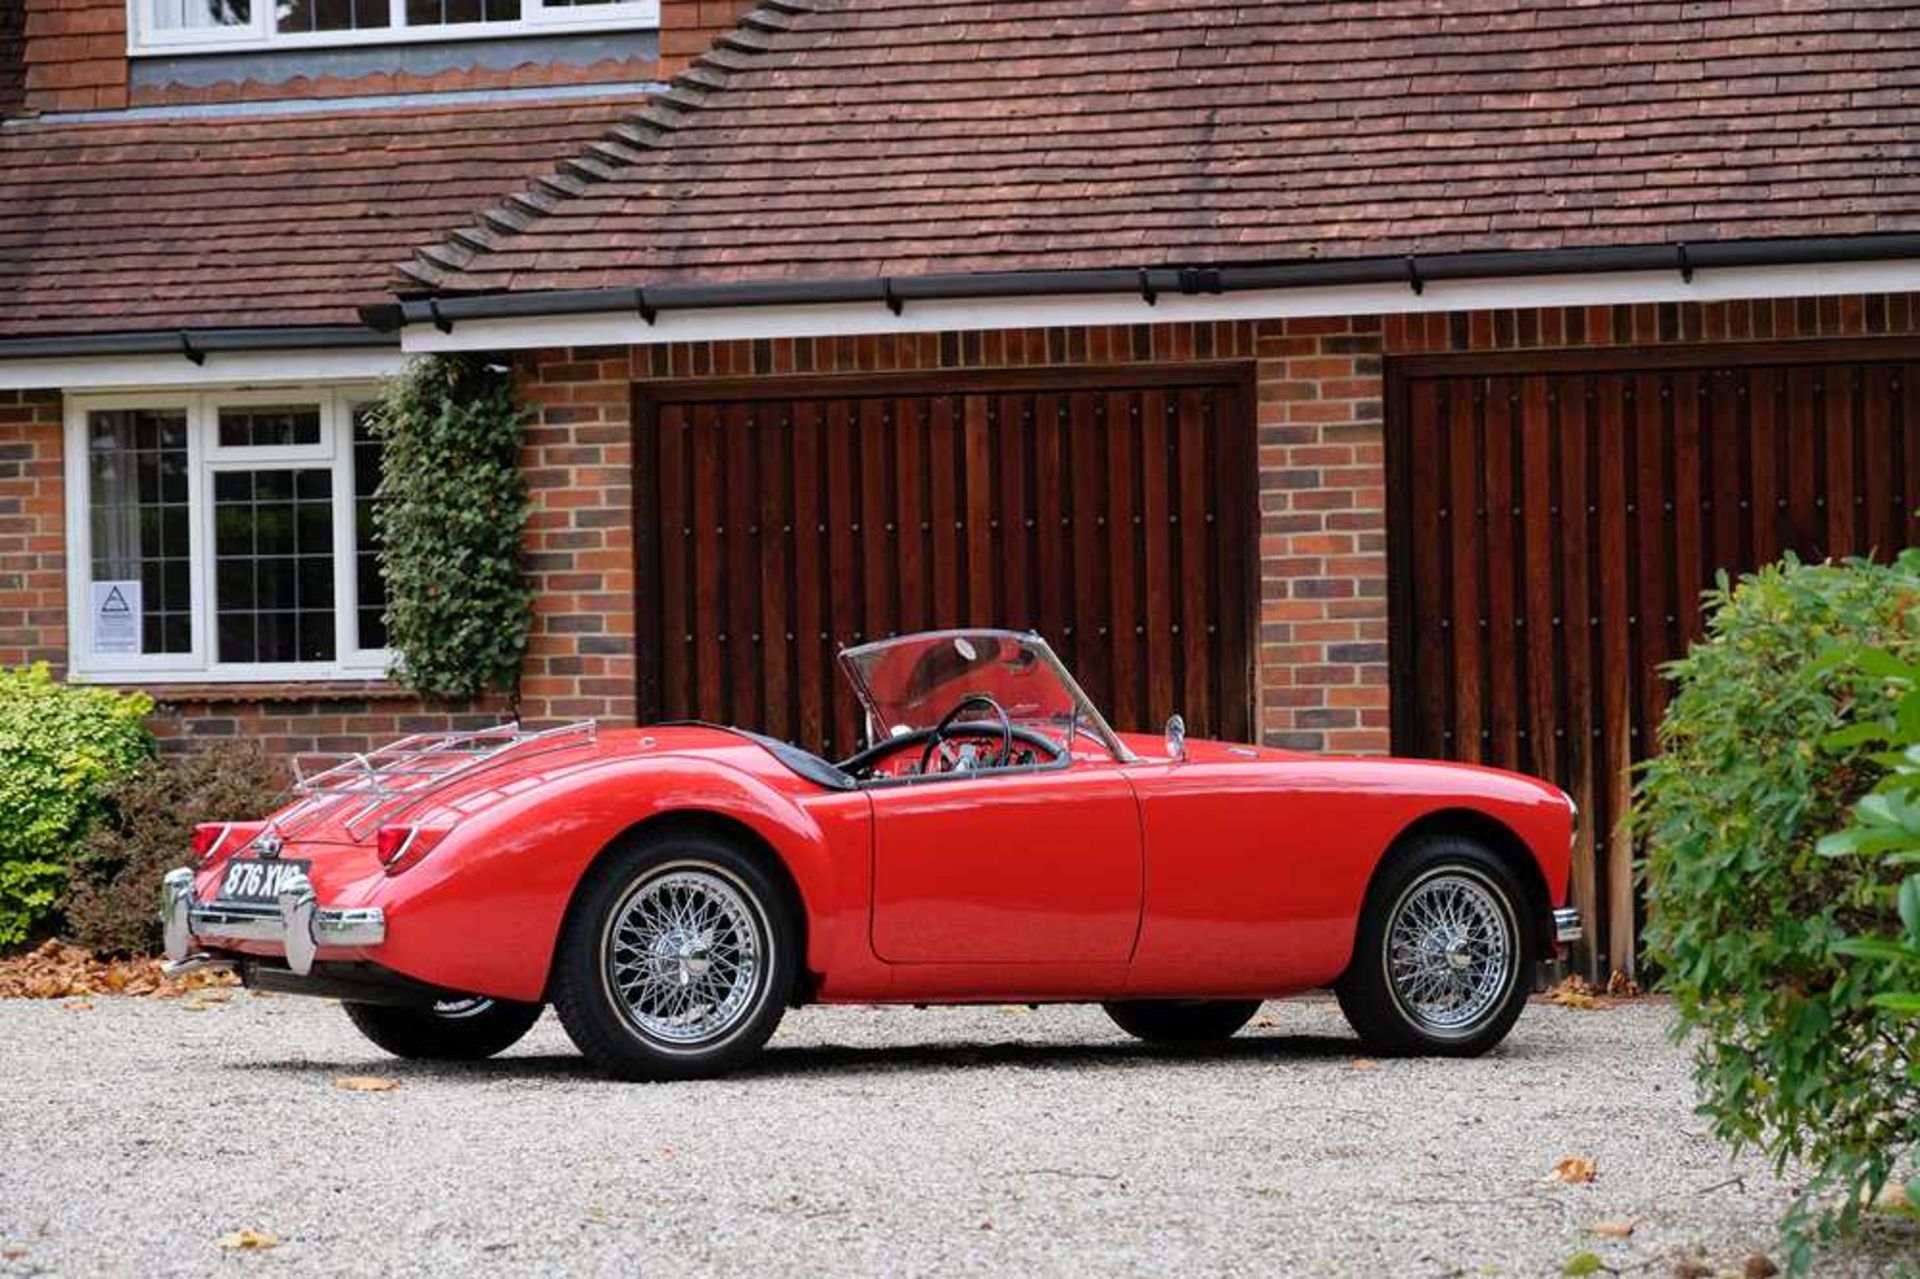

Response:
(635, 368), (1256, 758)
(1387, 342), (1920, 977)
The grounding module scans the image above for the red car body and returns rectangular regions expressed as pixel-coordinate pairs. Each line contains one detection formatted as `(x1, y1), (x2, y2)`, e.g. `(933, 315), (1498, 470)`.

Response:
(175, 720), (1575, 1009)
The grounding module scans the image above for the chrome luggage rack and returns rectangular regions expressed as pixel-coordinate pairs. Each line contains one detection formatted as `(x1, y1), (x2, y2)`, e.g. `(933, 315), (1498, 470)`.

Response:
(279, 719), (598, 841)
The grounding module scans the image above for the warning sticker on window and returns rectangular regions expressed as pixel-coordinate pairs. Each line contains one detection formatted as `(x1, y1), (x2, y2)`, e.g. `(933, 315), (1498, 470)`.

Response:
(91, 580), (142, 655)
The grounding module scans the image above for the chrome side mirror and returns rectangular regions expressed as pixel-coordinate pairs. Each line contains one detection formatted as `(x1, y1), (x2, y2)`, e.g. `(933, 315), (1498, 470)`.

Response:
(1164, 713), (1186, 762)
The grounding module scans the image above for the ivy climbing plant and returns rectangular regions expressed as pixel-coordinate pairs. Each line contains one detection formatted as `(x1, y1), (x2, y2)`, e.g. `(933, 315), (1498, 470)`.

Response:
(367, 355), (534, 704)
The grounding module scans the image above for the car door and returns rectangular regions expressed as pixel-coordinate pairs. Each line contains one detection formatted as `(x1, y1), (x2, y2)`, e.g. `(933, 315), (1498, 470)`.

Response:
(866, 762), (1143, 965)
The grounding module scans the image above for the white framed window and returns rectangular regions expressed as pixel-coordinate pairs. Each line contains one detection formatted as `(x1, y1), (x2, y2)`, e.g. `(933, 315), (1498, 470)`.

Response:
(64, 386), (392, 683)
(129, 0), (655, 55)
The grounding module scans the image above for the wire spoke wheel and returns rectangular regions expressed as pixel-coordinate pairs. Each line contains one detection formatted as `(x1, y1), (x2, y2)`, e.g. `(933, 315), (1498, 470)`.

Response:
(1383, 869), (1517, 1037)
(602, 867), (765, 1047)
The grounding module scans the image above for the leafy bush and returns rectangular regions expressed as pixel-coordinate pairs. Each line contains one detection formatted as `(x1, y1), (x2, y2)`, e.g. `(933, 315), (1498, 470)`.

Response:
(1816, 637), (1920, 1227)
(1637, 554), (1920, 1269)
(0, 665), (152, 947)
(367, 355), (533, 702)
(64, 743), (289, 956)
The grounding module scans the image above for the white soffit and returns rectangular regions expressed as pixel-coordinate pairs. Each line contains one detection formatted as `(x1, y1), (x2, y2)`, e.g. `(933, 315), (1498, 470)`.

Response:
(400, 259), (1920, 355)
(0, 347), (408, 393)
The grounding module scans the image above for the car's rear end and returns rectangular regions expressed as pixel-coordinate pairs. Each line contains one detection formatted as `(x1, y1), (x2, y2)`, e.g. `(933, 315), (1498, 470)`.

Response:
(161, 721), (602, 1004)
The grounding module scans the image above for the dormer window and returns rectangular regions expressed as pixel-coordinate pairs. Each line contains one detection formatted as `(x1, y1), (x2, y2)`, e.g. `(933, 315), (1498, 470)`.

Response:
(132, 0), (653, 54)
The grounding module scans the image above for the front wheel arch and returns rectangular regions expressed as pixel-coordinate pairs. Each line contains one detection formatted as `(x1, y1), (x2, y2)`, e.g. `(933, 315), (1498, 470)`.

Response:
(545, 809), (811, 1005)
(1345, 808), (1553, 979)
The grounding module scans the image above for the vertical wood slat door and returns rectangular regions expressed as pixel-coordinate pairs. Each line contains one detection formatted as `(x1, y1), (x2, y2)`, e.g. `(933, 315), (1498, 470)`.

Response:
(1388, 349), (1920, 978)
(635, 371), (1256, 759)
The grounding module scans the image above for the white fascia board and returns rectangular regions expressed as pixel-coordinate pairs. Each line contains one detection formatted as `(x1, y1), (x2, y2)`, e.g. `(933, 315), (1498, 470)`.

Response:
(401, 259), (1920, 355)
(0, 347), (408, 393)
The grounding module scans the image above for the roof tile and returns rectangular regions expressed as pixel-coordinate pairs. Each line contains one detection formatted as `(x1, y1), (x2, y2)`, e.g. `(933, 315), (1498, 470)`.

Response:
(404, 0), (1920, 297)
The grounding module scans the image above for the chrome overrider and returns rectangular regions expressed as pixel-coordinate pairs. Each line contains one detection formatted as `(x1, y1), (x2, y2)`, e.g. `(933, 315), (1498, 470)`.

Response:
(1552, 907), (1583, 944)
(160, 866), (386, 977)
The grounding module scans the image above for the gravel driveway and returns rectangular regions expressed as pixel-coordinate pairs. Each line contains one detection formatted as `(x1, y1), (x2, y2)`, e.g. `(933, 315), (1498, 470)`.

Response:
(0, 993), (1908, 1277)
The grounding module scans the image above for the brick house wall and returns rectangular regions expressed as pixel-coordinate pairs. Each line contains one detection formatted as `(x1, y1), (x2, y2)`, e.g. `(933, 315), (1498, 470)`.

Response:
(12, 0), (680, 114)
(7, 293), (1914, 760)
(508, 290), (1920, 757)
(20, 0), (126, 113)
(657, 0), (754, 76)
(0, 389), (66, 668)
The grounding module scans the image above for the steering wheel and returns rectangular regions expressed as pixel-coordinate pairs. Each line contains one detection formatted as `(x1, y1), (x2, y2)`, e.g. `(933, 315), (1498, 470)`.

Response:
(919, 694), (1015, 775)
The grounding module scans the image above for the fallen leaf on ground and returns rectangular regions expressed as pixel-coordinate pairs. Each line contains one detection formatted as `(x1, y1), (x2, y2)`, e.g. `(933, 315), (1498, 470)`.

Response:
(1589, 1220), (1635, 1238)
(1743, 1256), (1778, 1279)
(1350, 1058), (1381, 1071)
(62, 998), (93, 1012)
(1563, 1251), (1604, 1276)
(1670, 1258), (1712, 1279)
(215, 1229), (277, 1251)
(1605, 971), (1643, 997)
(332, 1075), (400, 1093)
(1251, 1014), (1276, 1028)
(1547, 976), (1600, 1009)
(0, 940), (238, 1000)
(1549, 1155), (1599, 1184)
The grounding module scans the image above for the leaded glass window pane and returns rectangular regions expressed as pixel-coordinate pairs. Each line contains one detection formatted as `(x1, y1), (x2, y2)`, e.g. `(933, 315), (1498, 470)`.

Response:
(87, 409), (193, 656)
(217, 404), (322, 449)
(213, 469), (336, 664)
(350, 406), (388, 651)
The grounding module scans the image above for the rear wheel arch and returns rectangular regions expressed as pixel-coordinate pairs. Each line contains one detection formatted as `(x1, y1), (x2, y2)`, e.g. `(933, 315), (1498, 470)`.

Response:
(546, 809), (814, 1004)
(1356, 808), (1553, 963)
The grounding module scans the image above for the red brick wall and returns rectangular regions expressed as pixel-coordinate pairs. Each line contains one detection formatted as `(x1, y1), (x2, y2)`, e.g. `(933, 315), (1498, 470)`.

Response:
(9, 294), (1917, 763)
(23, 0), (739, 113)
(513, 317), (1392, 753)
(20, 0), (126, 113)
(512, 290), (1920, 757)
(658, 0), (752, 76)
(0, 388), (66, 668)
(144, 685), (505, 758)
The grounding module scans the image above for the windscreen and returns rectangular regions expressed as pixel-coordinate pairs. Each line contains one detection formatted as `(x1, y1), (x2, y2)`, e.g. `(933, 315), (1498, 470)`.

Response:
(838, 630), (1131, 759)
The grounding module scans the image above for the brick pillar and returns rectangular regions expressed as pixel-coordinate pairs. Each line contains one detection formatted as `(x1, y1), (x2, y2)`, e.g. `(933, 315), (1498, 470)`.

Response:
(1253, 316), (1391, 754)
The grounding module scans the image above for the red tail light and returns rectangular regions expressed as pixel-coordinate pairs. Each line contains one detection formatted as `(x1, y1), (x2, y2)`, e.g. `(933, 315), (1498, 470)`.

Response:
(191, 821), (266, 866)
(377, 825), (450, 875)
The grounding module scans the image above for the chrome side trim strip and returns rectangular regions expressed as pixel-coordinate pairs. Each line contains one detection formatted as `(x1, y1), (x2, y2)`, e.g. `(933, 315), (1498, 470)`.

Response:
(1552, 907), (1584, 944)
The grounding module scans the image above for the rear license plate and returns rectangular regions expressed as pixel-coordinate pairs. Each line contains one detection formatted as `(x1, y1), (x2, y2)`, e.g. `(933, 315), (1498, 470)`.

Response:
(217, 858), (312, 904)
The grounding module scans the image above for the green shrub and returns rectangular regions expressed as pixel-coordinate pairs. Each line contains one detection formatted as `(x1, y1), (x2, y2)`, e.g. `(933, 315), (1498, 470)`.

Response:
(0, 664), (152, 947)
(1637, 554), (1920, 1270)
(64, 743), (290, 956)
(367, 355), (533, 703)
(1816, 635), (1920, 1231)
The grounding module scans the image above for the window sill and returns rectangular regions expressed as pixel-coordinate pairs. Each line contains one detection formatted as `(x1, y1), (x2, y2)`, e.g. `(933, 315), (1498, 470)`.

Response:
(90, 679), (415, 705)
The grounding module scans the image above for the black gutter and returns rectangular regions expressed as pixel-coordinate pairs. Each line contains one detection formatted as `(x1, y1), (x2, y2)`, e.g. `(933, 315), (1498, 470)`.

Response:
(0, 325), (396, 362)
(388, 233), (1920, 332)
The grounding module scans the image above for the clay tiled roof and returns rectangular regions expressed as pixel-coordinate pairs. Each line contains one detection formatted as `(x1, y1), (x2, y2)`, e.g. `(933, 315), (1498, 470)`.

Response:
(0, 94), (637, 339)
(403, 0), (1920, 297)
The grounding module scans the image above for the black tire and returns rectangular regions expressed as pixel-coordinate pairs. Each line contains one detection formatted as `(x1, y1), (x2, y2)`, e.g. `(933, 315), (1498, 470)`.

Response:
(342, 997), (544, 1061)
(551, 828), (795, 1081)
(1103, 998), (1263, 1045)
(1334, 834), (1535, 1057)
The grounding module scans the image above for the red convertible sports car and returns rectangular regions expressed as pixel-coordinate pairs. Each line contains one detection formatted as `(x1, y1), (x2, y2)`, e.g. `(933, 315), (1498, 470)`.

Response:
(163, 629), (1581, 1080)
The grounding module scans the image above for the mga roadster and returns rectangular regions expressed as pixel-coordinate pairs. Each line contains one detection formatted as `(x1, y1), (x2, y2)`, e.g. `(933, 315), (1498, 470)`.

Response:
(163, 629), (1580, 1080)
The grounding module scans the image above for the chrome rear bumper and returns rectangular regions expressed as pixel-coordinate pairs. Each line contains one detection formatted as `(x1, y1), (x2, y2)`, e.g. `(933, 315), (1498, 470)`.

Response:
(1552, 906), (1584, 944)
(160, 866), (385, 977)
